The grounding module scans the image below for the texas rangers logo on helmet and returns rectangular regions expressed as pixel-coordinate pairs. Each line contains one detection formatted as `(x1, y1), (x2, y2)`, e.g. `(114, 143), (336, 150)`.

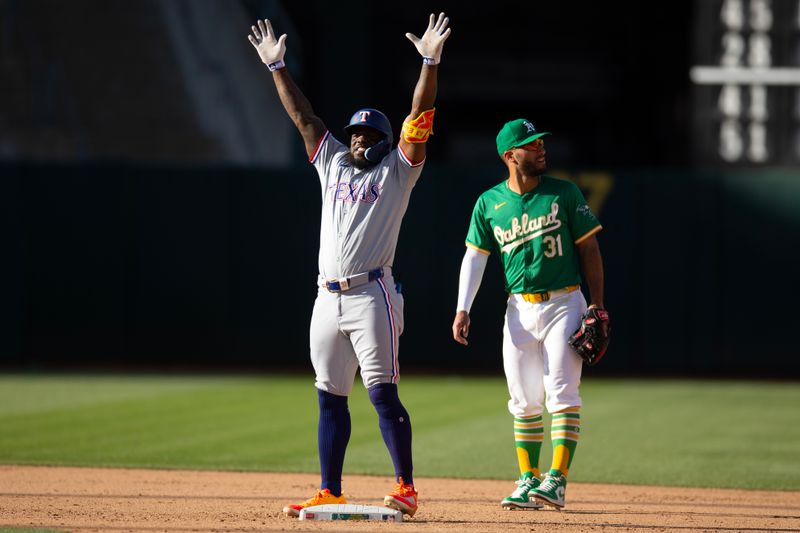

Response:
(358, 111), (371, 122)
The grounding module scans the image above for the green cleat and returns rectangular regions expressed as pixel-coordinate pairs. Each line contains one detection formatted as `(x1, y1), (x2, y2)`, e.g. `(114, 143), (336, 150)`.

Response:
(500, 472), (544, 510)
(531, 471), (567, 509)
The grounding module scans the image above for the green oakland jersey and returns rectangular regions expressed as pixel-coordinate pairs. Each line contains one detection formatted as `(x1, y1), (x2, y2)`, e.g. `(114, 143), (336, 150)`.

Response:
(465, 176), (601, 294)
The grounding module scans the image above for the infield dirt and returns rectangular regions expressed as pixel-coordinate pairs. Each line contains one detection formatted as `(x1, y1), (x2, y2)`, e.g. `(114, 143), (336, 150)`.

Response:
(1, 465), (798, 532)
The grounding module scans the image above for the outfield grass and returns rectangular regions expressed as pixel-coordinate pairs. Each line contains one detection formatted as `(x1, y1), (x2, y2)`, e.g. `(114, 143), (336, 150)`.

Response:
(0, 374), (798, 490)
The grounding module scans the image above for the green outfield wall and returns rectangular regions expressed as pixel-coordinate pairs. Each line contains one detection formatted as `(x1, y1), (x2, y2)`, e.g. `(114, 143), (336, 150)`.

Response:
(1, 162), (796, 376)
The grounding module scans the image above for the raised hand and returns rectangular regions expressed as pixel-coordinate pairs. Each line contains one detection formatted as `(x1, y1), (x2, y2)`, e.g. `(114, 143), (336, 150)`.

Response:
(405, 12), (452, 65)
(247, 19), (287, 70)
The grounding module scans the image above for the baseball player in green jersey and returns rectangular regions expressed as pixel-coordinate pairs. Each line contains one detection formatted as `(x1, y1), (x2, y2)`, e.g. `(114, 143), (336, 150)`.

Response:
(451, 118), (607, 510)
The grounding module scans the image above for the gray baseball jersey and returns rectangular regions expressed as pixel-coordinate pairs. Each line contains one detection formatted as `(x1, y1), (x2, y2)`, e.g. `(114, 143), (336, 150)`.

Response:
(309, 130), (424, 393)
(311, 131), (424, 280)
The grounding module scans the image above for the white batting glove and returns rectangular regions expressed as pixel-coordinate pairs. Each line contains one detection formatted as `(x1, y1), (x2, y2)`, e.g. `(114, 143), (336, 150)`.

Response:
(405, 12), (452, 65)
(247, 19), (287, 71)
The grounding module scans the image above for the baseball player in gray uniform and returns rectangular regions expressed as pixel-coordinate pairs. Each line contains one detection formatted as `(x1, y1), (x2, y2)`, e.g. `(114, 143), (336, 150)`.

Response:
(248, 13), (451, 518)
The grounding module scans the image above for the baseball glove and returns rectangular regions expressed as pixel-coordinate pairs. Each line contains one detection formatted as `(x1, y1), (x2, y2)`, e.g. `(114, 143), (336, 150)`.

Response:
(568, 307), (610, 366)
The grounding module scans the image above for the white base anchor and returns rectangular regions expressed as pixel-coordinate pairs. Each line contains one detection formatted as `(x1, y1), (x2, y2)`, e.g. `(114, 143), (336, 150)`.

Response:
(299, 503), (403, 522)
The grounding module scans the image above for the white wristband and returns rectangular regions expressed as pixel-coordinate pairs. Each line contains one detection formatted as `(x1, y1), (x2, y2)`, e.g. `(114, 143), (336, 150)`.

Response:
(267, 59), (286, 72)
(422, 56), (438, 65)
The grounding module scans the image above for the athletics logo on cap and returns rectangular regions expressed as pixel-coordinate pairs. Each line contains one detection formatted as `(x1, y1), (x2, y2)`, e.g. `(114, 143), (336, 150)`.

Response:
(495, 118), (551, 156)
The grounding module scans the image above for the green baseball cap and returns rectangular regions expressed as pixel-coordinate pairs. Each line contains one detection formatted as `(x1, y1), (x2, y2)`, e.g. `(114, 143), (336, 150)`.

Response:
(496, 118), (550, 156)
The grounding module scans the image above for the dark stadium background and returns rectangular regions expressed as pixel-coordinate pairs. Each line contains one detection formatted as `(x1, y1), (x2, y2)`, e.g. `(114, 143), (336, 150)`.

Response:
(2, 0), (797, 376)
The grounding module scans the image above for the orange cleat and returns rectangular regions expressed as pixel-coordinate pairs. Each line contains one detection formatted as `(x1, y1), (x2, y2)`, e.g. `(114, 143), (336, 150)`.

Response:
(384, 477), (418, 517)
(283, 488), (346, 517)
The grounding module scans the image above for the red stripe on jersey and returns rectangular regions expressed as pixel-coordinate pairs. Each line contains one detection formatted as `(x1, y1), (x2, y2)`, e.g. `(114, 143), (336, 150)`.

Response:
(398, 144), (425, 167)
(309, 130), (330, 163)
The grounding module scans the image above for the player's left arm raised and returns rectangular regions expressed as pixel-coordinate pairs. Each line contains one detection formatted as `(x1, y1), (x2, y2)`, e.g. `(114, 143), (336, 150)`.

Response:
(576, 235), (605, 309)
(400, 12), (451, 164)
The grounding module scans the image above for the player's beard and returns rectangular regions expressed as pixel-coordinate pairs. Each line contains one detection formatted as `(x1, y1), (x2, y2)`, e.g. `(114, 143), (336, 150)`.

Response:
(520, 158), (546, 176)
(347, 150), (374, 170)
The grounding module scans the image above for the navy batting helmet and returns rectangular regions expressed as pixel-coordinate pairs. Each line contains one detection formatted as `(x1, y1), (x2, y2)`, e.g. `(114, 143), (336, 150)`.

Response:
(344, 108), (393, 143)
(343, 108), (393, 163)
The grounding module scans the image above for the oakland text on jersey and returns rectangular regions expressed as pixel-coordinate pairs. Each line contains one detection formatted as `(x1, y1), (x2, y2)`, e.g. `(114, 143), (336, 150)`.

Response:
(329, 181), (383, 204)
(495, 203), (562, 254)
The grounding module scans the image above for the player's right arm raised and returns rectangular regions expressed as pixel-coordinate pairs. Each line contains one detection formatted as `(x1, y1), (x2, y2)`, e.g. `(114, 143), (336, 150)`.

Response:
(248, 19), (326, 159)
